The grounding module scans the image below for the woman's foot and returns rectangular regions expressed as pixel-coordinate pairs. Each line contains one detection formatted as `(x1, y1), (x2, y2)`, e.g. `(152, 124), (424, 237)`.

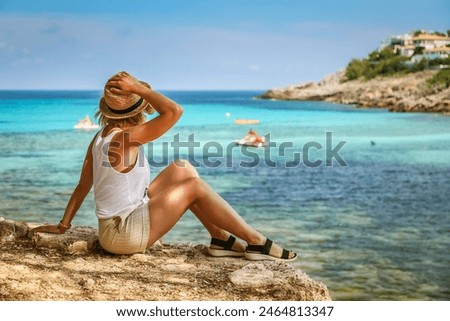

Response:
(245, 238), (297, 262)
(207, 235), (246, 257)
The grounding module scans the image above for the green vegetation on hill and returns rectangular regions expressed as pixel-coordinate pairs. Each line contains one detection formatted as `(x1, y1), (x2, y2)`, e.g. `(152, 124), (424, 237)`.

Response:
(345, 48), (450, 87)
(345, 48), (410, 80)
(427, 69), (450, 87)
(413, 30), (450, 37)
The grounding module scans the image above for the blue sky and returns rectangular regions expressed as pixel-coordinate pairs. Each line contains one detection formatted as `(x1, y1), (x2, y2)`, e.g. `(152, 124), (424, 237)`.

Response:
(1, 0), (449, 90)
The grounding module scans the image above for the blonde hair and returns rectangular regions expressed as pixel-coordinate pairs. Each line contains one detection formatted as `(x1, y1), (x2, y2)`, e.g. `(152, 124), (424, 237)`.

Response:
(95, 109), (147, 127)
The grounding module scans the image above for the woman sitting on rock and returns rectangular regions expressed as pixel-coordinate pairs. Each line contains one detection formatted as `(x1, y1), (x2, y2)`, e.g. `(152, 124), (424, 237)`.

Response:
(32, 71), (297, 262)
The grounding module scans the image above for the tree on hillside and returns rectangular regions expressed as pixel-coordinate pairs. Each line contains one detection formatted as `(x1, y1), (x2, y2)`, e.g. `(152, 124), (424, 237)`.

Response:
(345, 48), (409, 81)
(368, 48), (396, 62)
(434, 31), (446, 37)
(345, 59), (369, 80)
(414, 46), (425, 55)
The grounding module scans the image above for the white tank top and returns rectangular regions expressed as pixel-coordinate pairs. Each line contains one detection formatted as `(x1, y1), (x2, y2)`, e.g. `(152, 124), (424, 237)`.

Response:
(92, 128), (150, 220)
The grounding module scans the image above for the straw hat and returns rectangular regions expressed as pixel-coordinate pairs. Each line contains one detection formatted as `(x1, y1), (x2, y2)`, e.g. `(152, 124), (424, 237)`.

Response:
(98, 72), (154, 119)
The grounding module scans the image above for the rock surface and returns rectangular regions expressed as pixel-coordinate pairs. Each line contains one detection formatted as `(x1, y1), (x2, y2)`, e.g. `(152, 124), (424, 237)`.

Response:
(0, 217), (331, 301)
(259, 70), (450, 113)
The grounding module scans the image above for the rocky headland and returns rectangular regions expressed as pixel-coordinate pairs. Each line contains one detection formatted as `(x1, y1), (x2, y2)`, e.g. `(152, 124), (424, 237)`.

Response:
(0, 217), (331, 301)
(259, 70), (450, 113)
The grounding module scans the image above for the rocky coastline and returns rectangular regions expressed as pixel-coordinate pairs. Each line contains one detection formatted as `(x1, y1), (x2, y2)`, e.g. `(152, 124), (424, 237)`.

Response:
(0, 217), (331, 301)
(259, 70), (450, 114)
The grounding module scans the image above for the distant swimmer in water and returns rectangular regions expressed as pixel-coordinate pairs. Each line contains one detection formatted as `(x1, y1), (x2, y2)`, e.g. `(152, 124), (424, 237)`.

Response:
(244, 128), (265, 145)
(235, 128), (267, 147)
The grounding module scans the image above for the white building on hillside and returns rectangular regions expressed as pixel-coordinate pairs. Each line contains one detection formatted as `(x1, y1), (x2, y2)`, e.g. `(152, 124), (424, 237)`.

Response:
(396, 45), (415, 57)
(412, 34), (450, 49)
(380, 31), (450, 62)
(379, 33), (412, 51)
(411, 47), (450, 63)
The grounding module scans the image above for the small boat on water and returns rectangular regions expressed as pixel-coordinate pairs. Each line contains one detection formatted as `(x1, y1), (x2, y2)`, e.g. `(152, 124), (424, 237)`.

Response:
(234, 139), (267, 148)
(234, 129), (267, 147)
(234, 119), (260, 125)
(74, 115), (99, 130)
(74, 122), (99, 130)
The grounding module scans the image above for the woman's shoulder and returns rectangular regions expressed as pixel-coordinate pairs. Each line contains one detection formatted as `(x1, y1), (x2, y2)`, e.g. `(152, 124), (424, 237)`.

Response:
(101, 126), (123, 138)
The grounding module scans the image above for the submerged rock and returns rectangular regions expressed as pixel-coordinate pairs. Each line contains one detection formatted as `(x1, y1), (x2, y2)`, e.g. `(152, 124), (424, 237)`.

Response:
(0, 217), (331, 301)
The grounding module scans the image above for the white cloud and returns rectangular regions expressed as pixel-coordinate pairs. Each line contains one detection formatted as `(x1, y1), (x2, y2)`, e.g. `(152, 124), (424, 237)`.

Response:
(249, 64), (261, 71)
(0, 41), (14, 53)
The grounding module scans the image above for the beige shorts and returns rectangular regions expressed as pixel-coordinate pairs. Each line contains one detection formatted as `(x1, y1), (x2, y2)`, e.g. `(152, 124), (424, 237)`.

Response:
(98, 201), (150, 255)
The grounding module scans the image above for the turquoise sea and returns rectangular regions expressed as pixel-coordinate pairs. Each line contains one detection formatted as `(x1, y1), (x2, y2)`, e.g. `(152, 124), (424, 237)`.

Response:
(0, 90), (449, 300)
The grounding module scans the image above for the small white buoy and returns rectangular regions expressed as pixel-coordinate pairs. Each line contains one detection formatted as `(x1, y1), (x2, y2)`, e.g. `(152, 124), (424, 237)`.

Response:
(225, 112), (231, 118)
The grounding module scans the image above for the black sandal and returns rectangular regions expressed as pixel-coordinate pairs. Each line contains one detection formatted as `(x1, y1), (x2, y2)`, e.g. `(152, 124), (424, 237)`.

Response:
(245, 238), (297, 262)
(207, 235), (245, 257)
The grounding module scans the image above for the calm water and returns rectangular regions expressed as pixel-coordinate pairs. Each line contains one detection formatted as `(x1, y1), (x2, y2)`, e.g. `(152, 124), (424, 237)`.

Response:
(0, 90), (449, 300)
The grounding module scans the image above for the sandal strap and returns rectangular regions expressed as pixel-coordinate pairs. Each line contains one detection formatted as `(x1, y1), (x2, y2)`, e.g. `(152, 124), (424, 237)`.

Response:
(246, 238), (273, 255)
(210, 235), (236, 250)
(281, 249), (290, 259)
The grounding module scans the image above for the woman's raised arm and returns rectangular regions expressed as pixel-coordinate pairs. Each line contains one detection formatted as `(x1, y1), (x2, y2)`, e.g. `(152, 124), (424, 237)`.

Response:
(107, 73), (183, 146)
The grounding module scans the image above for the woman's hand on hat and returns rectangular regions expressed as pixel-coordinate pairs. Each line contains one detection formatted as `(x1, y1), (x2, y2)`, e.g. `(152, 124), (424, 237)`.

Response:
(107, 73), (145, 96)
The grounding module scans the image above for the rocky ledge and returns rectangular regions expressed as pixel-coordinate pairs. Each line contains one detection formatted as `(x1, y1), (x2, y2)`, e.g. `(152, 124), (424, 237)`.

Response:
(0, 217), (331, 301)
(259, 70), (450, 113)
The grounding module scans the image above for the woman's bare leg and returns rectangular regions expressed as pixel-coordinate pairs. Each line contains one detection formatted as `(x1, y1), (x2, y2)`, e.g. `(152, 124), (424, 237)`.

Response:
(147, 176), (263, 244)
(147, 167), (294, 259)
(148, 160), (244, 250)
